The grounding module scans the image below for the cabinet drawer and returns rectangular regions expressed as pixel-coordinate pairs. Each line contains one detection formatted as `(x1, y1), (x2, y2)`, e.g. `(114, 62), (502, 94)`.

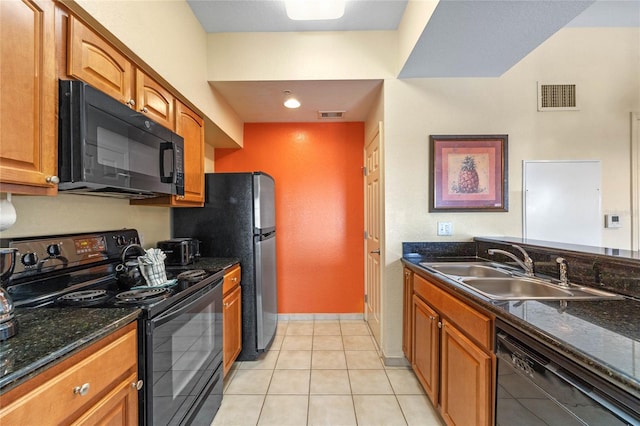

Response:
(223, 264), (241, 295)
(0, 325), (137, 425)
(414, 274), (492, 350)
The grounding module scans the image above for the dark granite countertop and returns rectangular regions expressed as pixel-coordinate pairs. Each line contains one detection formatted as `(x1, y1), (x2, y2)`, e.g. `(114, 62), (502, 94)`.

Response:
(402, 254), (640, 400)
(166, 257), (239, 274)
(0, 307), (140, 393)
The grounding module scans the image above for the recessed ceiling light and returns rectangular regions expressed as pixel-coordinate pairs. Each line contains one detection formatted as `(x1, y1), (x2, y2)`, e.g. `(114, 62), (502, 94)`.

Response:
(285, 0), (345, 21)
(283, 90), (301, 109)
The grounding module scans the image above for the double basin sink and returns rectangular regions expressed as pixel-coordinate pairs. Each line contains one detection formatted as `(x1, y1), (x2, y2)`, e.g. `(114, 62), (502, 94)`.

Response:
(419, 262), (623, 301)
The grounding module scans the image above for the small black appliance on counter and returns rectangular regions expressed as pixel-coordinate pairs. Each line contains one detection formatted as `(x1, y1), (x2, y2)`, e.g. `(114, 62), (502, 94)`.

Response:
(157, 238), (200, 265)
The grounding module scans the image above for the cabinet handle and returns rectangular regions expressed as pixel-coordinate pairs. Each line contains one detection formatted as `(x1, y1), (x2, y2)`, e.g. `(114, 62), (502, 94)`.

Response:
(140, 107), (149, 113)
(437, 321), (442, 329)
(429, 316), (436, 321)
(46, 175), (60, 184)
(131, 380), (144, 390)
(73, 383), (90, 396)
(126, 99), (136, 107)
(231, 277), (238, 282)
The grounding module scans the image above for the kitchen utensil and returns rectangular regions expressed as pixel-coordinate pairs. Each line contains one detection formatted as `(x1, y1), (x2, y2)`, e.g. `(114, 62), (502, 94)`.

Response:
(0, 195), (17, 231)
(0, 248), (19, 340)
(115, 244), (146, 290)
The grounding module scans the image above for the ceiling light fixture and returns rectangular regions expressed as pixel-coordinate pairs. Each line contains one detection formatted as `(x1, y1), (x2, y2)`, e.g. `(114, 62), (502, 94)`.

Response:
(283, 90), (301, 109)
(285, 0), (346, 21)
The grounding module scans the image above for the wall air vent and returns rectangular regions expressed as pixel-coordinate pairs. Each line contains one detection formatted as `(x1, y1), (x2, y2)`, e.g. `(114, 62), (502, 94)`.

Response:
(537, 82), (578, 111)
(318, 110), (345, 119)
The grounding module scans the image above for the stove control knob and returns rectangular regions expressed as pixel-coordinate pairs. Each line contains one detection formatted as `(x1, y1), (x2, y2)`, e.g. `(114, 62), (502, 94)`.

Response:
(47, 244), (61, 257)
(22, 252), (39, 267)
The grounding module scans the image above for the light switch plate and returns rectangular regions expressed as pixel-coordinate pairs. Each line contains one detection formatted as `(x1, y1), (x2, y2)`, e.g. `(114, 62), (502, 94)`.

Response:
(437, 222), (453, 236)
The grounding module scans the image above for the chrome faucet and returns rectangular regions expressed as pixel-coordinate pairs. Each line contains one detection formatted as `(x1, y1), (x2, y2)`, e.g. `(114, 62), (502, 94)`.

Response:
(487, 245), (534, 277)
(556, 257), (569, 287)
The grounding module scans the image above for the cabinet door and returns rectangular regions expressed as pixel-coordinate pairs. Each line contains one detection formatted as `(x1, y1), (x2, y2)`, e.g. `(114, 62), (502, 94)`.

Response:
(135, 69), (175, 130)
(402, 268), (413, 362)
(440, 320), (492, 426)
(412, 294), (439, 405)
(67, 16), (133, 105)
(223, 284), (242, 376)
(175, 101), (204, 205)
(71, 372), (139, 426)
(0, 0), (58, 195)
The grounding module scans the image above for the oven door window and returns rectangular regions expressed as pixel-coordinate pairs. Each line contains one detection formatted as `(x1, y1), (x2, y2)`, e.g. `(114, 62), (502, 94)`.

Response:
(150, 287), (222, 425)
(85, 105), (171, 193)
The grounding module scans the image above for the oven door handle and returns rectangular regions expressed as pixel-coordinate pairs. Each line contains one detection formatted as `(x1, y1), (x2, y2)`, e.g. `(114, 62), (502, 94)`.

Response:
(152, 280), (221, 326)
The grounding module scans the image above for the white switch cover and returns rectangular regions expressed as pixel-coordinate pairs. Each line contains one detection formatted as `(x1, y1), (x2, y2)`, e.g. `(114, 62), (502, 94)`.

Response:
(437, 222), (453, 236)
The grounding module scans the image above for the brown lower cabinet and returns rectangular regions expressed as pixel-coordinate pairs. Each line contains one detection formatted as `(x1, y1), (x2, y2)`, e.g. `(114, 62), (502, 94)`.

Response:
(0, 322), (139, 425)
(223, 264), (242, 376)
(406, 268), (494, 426)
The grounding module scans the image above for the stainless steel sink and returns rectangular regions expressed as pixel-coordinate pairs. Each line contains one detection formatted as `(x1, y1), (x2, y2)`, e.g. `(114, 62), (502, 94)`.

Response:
(459, 277), (624, 301)
(418, 261), (624, 301)
(419, 262), (513, 278)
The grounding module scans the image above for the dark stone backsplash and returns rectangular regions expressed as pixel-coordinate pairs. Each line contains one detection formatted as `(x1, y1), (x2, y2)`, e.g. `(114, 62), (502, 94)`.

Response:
(403, 239), (640, 299)
(402, 242), (476, 259)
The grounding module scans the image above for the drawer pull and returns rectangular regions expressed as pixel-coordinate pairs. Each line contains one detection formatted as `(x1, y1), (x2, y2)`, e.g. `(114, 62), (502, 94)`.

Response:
(131, 380), (144, 390)
(73, 383), (90, 396)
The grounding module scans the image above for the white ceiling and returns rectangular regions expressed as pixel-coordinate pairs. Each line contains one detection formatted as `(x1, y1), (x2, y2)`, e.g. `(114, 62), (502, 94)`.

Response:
(187, 0), (640, 123)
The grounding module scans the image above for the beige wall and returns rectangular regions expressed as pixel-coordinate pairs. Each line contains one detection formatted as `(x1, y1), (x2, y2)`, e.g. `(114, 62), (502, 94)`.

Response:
(74, 0), (244, 146)
(207, 31), (397, 81)
(381, 27), (640, 358)
(0, 195), (170, 247)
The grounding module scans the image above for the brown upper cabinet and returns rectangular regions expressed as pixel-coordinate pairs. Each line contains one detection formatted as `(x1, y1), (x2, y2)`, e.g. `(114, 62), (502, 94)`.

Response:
(0, 0), (59, 195)
(135, 69), (175, 131)
(67, 15), (134, 106)
(67, 16), (176, 130)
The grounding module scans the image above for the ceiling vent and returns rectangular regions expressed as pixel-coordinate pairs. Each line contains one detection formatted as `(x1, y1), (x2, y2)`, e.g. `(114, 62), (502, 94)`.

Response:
(537, 82), (578, 111)
(318, 110), (345, 119)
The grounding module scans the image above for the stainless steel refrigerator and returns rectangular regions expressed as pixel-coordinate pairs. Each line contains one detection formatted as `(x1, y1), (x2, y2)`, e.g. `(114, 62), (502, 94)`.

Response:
(172, 172), (277, 360)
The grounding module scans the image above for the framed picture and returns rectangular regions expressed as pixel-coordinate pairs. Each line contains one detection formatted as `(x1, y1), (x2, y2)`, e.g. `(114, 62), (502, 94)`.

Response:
(429, 134), (508, 212)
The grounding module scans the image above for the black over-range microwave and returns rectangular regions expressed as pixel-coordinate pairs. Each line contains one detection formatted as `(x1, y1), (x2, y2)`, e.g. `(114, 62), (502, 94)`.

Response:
(58, 80), (184, 199)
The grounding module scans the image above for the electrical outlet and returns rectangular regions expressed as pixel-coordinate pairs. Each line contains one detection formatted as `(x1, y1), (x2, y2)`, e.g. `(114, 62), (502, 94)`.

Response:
(437, 222), (453, 236)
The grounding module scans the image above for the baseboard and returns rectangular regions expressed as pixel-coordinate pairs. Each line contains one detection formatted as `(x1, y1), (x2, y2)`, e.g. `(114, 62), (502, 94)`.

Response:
(383, 356), (411, 368)
(277, 313), (365, 321)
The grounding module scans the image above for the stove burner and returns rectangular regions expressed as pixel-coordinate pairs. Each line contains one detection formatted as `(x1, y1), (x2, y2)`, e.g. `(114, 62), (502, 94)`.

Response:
(58, 289), (111, 306)
(116, 287), (171, 304)
(177, 270), (207, 282)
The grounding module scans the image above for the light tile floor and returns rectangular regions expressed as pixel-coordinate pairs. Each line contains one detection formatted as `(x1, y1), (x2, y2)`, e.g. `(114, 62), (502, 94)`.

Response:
(212, 320), (444, 426)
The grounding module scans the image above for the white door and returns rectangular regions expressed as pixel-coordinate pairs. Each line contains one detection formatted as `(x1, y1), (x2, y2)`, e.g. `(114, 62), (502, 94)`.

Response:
(365, 124), (382, 347)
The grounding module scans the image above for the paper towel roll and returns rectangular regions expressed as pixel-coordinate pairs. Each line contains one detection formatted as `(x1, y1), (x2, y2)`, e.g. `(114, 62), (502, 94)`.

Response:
(0, 194), (17, 231)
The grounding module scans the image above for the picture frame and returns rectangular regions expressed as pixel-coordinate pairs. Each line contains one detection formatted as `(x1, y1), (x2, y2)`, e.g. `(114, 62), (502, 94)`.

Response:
(429, 134), (508, 212)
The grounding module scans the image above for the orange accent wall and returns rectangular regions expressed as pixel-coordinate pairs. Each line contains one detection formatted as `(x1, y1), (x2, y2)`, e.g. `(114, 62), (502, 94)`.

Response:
(215, 123), (364, 314)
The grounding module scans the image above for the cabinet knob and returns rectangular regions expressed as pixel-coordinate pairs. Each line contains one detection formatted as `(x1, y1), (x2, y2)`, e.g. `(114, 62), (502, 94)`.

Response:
(73, 383), (90, 396)
(46, 175), (60, 184)
(437, 321), (442, 329)
(429, 316), (436, 321)
(126, 99), (136, 107)
(231, 277), (238, 282)
(140, 107), (149, 113)
(131, 380), (144, 390)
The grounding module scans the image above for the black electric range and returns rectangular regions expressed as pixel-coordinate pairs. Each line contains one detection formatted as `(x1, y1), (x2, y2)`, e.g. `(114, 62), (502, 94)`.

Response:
(2, 229), (226, 425)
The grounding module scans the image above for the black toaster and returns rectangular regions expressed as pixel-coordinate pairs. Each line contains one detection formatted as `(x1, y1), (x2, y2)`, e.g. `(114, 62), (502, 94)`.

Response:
(157, 238), (200, 266)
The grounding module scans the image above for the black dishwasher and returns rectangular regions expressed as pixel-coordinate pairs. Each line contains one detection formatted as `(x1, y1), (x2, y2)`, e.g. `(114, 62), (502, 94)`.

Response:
(495, 320), (640, 425)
